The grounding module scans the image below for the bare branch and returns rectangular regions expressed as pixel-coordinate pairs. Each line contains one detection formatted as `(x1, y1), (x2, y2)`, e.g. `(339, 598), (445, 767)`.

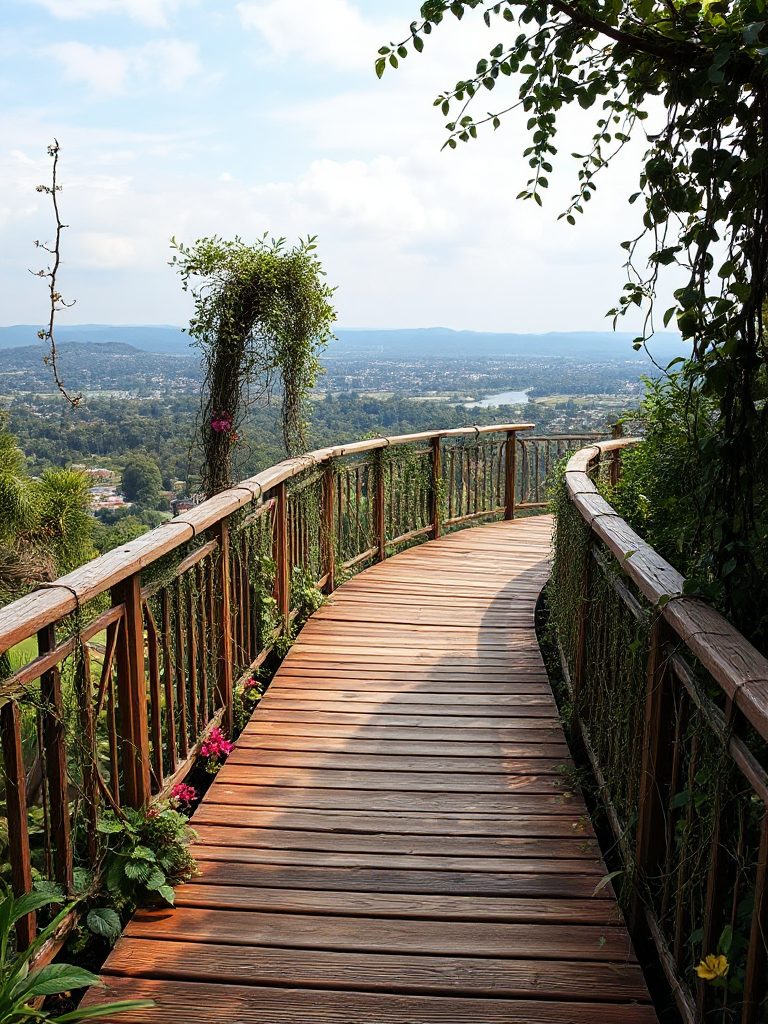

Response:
(32, 139), (81, 407)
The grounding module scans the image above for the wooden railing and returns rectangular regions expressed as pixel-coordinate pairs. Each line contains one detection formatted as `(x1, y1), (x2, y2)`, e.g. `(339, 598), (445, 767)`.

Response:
(0, 424), (600, 952)
(555, 439), (768, 1024)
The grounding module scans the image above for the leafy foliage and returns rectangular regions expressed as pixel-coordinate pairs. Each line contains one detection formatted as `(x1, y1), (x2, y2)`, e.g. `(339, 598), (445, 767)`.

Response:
(170, 234), (336, 495)
(383, 0), (768, 636)
(0, 426), (94, 608)
(0, 889), (152, 1023)
(96, 805), (197, 910)
(120, 455), (162, 509)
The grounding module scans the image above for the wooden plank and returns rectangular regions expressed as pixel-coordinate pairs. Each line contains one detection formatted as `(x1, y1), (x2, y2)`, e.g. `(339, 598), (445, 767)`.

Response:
(192, 805), (596, 837)
(203, 785), (580, 814)
(225, 749), (572, 773)
(83, 978), (659, 1023)
(102, 940), (651, 1003)
(187, 845), (602, 875)
(243, 720), (569, 737)
(234, 734), (570, 757)
(259, 691), (556, 707)
(125, 907), (631, 961)
(253, 710), (562, 728)
(190, 826), (597, 860)
(190, 859), (613, 898)
(172, 884), (617, 922)
(212, 764), (570, 793)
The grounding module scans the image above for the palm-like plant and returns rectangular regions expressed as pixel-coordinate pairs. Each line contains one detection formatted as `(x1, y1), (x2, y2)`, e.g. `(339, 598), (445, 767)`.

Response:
(0, 891), (153, 1023)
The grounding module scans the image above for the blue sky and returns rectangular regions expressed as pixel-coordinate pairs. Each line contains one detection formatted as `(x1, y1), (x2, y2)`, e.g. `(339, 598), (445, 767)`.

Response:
(1, 0), (669, 332)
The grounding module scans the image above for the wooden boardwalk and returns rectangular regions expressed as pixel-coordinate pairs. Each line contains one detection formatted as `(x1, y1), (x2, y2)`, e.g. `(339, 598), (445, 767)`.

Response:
(91, 517), (656, 1023)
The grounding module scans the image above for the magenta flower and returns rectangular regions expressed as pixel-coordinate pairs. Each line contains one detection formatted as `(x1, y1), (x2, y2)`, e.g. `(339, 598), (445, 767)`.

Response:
(170, 782), (199, 807)
(211, 411), (233, 433)
(200, 726), (234, 760)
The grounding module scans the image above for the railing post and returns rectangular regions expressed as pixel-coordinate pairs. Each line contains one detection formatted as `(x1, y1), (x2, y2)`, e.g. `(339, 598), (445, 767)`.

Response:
(504, 430), (517, 520)
(38, 623), (73, 892)
(1, 701), (35, 947)
(633, 614), (676, 927)
(321, 465), (335, 594)
(431, 436), (442, 539)
(375, 455), (386, 561)
(273, 482), (291, 623)
(111, 573), (151, 808)
(212, 517), (234, 738)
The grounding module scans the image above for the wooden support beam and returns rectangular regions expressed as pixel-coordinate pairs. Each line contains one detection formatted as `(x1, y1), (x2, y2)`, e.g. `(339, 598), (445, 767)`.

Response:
(111, 573), (151, 808)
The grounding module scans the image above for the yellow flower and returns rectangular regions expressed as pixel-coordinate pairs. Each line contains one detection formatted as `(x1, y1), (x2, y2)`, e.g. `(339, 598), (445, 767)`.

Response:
(696, 954), (729, 980)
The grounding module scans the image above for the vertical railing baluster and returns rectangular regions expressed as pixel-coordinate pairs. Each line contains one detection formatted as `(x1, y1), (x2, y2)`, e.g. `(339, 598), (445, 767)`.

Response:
(504, 430), (517, 520)
(107, 669), (120, 808)
(160, 590), (177, 774)
(274, 483), (290, 626)
(431, 436), (442, 538)
(186, 585), (198, 739)
(38, 623), (73, 889)
(143, 602), (164, 793)
(112, 572), (151, 808)
(213, 517), (234, 737)
(173, 579), (189, 761)
(1, 700), (35, 947)
(77, 643), (98, 861)
(743, 809), (768, 1024)
(375, 455), (386, 561)
(322, 465), (335, 593)
(633, 615), (676, 929)
(198, 563), (210, 726)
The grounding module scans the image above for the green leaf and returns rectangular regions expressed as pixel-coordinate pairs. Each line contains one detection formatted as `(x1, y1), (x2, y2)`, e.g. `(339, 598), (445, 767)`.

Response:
(718, 924), (733, 955)
(157, 885), (176, 905)
(87, 908), (122, 943)
(12, 963), (102, 1000)
(52, 1000), (157, 1023)
(375, 57), (386, 78)
(592, 870), (623, 896)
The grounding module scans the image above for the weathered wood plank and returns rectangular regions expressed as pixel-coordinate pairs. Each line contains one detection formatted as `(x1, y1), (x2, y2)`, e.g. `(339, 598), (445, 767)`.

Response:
(102, 940), (651, 1002)
(85, 977), (659, 1023)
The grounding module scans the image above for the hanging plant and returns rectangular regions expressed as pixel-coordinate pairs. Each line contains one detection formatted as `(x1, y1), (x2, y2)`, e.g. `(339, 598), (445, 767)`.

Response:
(170, 234), (336, 496)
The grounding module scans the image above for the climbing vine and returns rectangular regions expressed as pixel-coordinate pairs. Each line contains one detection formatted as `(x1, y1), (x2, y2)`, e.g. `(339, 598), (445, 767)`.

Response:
(170, 234), (336, 496)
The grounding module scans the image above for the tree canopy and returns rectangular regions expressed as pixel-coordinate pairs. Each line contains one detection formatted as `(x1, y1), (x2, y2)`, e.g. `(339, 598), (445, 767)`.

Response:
(121, 454), (163, 508)
(381, 0), (768, 634)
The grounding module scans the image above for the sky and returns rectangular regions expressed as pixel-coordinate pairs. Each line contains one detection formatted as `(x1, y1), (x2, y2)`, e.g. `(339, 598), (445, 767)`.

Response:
(0, 0), (676, 333)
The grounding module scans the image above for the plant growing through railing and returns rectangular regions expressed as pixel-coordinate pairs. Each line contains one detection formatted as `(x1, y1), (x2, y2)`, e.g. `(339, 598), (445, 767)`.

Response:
(170, 234), (336, 496)
(94, 803), (197, 910)
(0, 890), (153, 1022)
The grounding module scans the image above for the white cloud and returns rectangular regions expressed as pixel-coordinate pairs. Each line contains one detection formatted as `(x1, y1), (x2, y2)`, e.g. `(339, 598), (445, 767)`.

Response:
(44, 39), (201, 95)
(27, 0), (182, 29)
(237, 0), (399, 71)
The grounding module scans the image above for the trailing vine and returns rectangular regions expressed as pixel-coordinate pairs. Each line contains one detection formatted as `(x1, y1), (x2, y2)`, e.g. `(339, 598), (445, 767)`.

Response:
(170, 235), (336, 497)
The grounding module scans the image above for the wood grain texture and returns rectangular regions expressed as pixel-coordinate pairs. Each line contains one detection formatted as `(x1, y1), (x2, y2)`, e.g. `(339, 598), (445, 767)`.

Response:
(91, 516), (656, 1022)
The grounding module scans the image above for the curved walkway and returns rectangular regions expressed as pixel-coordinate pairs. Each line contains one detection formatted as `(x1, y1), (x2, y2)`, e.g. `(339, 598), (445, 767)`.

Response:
(91, 516), (656, 1023)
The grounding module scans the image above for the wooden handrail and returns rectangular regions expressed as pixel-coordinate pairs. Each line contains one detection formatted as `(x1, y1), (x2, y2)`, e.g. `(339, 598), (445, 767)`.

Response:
(565, 438), (768, 741)
(561, 438), (768, 1024)
(0, 423), (535, 655)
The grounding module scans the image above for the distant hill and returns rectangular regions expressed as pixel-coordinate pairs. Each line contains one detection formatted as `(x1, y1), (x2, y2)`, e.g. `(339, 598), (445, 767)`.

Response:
(0, 325), (688, 364)
(0, 325), (192, 355)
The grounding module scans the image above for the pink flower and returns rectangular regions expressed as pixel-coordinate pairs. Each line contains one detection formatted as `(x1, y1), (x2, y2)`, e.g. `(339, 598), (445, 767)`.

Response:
(170, 783), (198, 807)
(243, 678), (259, 690)
(211, 411), (233, 433)
(200, 726), (234, 760)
